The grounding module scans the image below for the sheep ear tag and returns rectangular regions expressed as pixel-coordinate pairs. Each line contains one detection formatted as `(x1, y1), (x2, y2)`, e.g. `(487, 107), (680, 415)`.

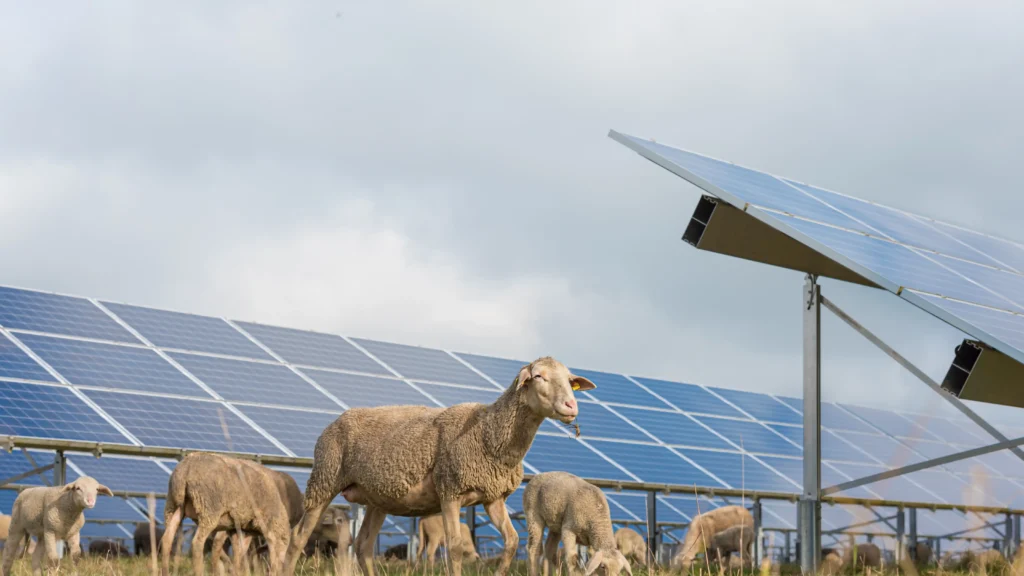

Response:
(571, 382), (580, 391)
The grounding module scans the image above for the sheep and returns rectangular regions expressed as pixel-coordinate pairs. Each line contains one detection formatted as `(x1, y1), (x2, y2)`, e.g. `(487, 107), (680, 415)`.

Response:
(0, 476), (112, 576)
(912, 541), (932, 565)
(842, 542), (881, 570)
(669, 505), (753, 570)
(614, 528), (648, 566)
(523, 471), (631, 576)
(282, 356), (596, 576)
(415, 514), (480, 568)
(946, 549), (1006, 572)
(304, 507), (352, 558)
(706, 524), (754, 566)
(821, 549), (844, 575)
(0, 515), (32, 560)
(382, 543), (408, 561)
(159, 452), (291, 576)
(133, 523), (169, 556)
(88, 539), (131, 558)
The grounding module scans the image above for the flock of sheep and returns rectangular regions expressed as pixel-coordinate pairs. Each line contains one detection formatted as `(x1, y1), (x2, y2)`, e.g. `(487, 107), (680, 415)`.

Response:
(0, 355), (1006, 576)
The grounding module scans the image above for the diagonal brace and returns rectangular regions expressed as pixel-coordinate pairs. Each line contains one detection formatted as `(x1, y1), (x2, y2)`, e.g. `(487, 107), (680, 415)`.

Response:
(820, 296), (1024, 465)
(0, 462), (56, 489)
(823, 434), (1024, 495)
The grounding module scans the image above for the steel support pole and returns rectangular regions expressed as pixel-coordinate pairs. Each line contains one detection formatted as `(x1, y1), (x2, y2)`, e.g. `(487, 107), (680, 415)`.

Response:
(1005, 514), (1013, 558)
(54, 451), (66, 558)
(909, 507), (918, 561)
(408, 517), (419, 563)
(800, 275), (821, 575)
(646, 491), (658, 565)
(785, 531), (791, 564)
(467, 505), (477, 552)
(1016, 514), (1022, 559)
(895, 507), (905, 564)
(753, 498), (764, 566)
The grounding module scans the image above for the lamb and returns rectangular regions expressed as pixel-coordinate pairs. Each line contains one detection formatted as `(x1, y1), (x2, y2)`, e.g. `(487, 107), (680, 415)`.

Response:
(159, 452), (291, 576)
(842, 542), (881, 569)
(87, 539), (130, 558)
(706, 524), (754, 566)
(0, 476), (113, 576)
(282, 356), (595, 576)
(303, 507), (352, 559)
(614, 528), (648, 566)
(669, 505), (753, 570)
(415, 513), (480, 568)
(523, 471), (631, 576)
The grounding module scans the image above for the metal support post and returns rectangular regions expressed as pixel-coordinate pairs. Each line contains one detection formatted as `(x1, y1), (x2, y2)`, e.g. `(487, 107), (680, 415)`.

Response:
(785, 531), (791, 564)
(1015, 514), (1022, 559)
(895, 507), (905, 564)
(909, 507), (918, 561)
(646, 491), (658, 565)
(54, 451), (66, 559)
(408, 517), (419, 563)
(935, 538), (941, 561)
(351, 504), (365, 559)
(753, 498), (764, 566)
(1006, 514), (1013, 559)
(800, 275), (822, 575)
(467, 505), (477, 551)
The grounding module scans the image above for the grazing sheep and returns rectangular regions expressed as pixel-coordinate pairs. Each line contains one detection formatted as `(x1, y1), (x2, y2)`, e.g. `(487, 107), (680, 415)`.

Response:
(0, 476), (112, 576)
(88, 539), (130, 558)
(614, 528), (648, 566)
(382, 543), (408, 561)
(669, 505), (753, 570)
(948, 549), (1006, 572)
(159, 452), (291, 576)
(415, 514), (480, 568)
(283, 356), (595, 576)
(523, 471), (631, 576)
(821, 549), (843, 575)
(912, 541), (932, 565)
(707, 524), (754, 566)
(842, 542), (881, 570)
(133, 523), (168, 556)
(304, 507), (351, 558)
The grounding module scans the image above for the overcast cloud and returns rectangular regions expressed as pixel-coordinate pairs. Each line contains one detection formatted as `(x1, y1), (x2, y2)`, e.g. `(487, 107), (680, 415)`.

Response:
(3, 1), (1024, 422)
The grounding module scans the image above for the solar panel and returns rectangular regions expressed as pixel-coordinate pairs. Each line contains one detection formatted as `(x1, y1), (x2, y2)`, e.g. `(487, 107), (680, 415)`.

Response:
(905, 414), (990, 446)
(169, 352), (334, 409)
(102, 302), (272, 360)
(572, 402), (651, 442)
(775, 397), (878, 433)
(828, 462), (939, 503)
(0, 287), (138, 343)
(755, 456), (874, 499)
(586, 440), (721, 487)
(841, 404), (939, 441)
(904, 439), (994, 476)
(525, 435), (632, 481)
(304, 369), (431, 408)
(0, 333), (55, 382)
(234, 405), (338, 458)
(612, 406), (732, 450)
(235, 321), (388, 375)
(694, 416), (800, 457)
(677, 449), (793, 492)
(573, 369), (670, 409)
(0, 449), (55, 487)
(452, 352), (524, 388)
(352, 338), (489, 387)
(67, 456), (170, 495)
(16, 334), (205, 396)
(82, 390), (283, 454)
(630, 377), (743, 418)
(414, 382), (497, 407)
(766, 425), (873, 464)
(706, 388), (801, 425)
(0, 381), (128, 443)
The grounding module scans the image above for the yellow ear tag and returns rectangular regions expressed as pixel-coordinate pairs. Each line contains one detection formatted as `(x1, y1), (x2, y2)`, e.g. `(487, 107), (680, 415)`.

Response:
(571, 383), (580, 391)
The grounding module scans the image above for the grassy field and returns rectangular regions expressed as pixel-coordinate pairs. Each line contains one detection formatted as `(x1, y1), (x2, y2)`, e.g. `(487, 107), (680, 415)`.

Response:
(0, 555), (1017, 576)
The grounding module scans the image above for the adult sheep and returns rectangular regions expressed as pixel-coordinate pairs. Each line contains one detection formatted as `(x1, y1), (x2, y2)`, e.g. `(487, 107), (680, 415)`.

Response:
(415, 513), (480, 568)
(159, 452), (291, 576)
(670, 505), (753, 570)
(133, 523), (167, 556)
(707, 524), (753, 566)
(843, 542), (881, 570)
(88, 539), (131, 558)
(283, 356), (596, 576)
(0, 476), (113, 576)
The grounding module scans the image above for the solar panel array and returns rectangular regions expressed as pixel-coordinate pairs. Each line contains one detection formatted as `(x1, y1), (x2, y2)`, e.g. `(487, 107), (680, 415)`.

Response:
(610, 131), (1024, 370)
(0, 286), (1020, 551)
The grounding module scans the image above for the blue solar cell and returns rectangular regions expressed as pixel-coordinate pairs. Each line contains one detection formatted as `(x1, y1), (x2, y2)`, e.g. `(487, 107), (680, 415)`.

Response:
(907, 414), (988, 446)
(80, 523), (134, 541)
(586, 440), (722, 487)
(102, 302), (272, 360)
(828, 462), (941, 503)
(454, 352), (527, 388)
(83, 390), (283, 454)
(936, 255), (1024, 312)
(969, 476), (1024, 508)
(631, 377), (743, 418)
(415, 382), (498, 407)
(352, 339), (490, 387)
(571, 402), (651, 442)
(79, 495), (147, 522)
(694, 416), (800, 456)
(831, 430), (926, 468)
(976, 450), (1024, 479)
(0, 491), (15, 515)
(170, 352), (333, 409)
(767, 425), (872, 463)
(602, 492), (646, 521)
(679, 449), (794, 492)
(930, 221), (1024, 274)
(782, 216), (1024, 313)
(525, 435), (632, 481)
(0, 449), (55, 486)
(0, 287), (138, 343)
(570, 369), (670, 409)
(787, 181), (1004, 267)
(0, 381), (127, 443)
(905, 470), (978, 504)
(0, 333), (55, 382)
(68, 456), (170, 494)
(304, 369), (433, 408)
(235, 405), (339, 458)
(658, 495), (720, 522)
(755, 456), (874, 499)
(17, 334), (205, 396)
(774, 397), (876, 433)
(903, 439), (993, 476)
(840, 404), (938, 440)
(706, 388), (801, 425)
(235, 322), (387, 375)
(612, 406), (731, 450)
(917, 294), (1024, 353)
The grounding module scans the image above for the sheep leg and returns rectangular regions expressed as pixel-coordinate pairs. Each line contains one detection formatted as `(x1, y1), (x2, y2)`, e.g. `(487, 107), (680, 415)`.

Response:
(161, 507), (183, 576)
(1, 523), (25, 576)
(483, 498), (519, 576)
(40, 532), (58, 576)
(191, 519), (218, 576)
(525, 518), (543, 576)
(354, 507), (386, 576)
(560, 532), (579, 576)
(212, 532), (229, 576)
(424, 536), (440, 571)
(30, 534), (45, 576)
(543, 530), (561, 576)
(66, 532), (81, 571)
(439, 501), (465, 576)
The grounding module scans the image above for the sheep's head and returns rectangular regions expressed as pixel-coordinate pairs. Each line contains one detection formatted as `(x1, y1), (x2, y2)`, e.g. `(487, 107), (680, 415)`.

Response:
(61, 476), (113, 509)
(515, 357), (595, 424)
(583, 549), (632, 576)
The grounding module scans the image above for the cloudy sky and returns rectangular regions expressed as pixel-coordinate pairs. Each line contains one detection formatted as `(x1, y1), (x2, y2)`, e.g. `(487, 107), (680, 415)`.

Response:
(3, 1), (1024, 421)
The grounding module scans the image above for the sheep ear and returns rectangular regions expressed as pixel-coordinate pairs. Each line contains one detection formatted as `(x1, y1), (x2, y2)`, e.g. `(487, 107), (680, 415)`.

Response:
(583, 550), (604, 576)
(97, 484), (113, 497)
(515, 365), (533, 389)
(61, 482), (76, 492)
(570, 375), (596, 392)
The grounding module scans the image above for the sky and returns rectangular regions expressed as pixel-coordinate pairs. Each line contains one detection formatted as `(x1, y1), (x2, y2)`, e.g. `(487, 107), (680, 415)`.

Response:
(3, 1), (1024, 422)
